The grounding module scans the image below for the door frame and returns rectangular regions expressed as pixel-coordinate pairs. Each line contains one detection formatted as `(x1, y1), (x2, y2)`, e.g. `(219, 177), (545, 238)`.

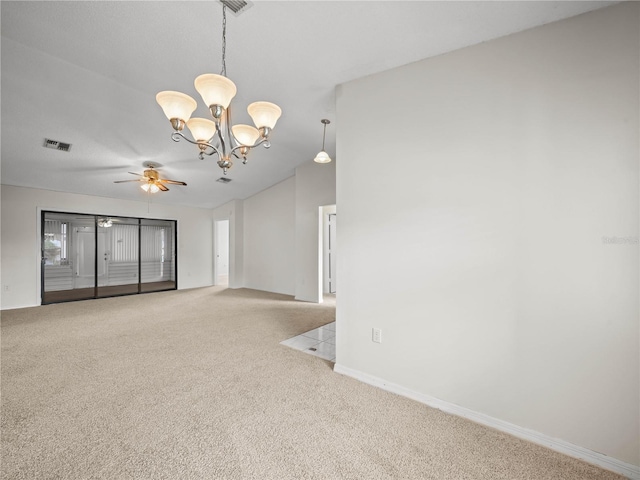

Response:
(321, 204), (337, 295)
(40, 210), (178, 304)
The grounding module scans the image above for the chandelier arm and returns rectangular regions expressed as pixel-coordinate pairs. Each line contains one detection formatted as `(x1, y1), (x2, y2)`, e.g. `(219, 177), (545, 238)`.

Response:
(171, 131), (187, 143)
(215, 121), (227, 155)
(229, 137), (270, 157)
(199, 145), (223, 157)
(225, 106), (238, 149)
(171, 132), (222, 158)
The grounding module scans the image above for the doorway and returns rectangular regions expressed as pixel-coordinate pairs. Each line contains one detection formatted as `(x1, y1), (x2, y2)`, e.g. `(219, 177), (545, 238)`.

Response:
(214, 219), (230, 286)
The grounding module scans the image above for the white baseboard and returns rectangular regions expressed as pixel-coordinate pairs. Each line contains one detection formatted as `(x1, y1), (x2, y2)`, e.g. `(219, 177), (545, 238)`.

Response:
(333, 363), (640, 480)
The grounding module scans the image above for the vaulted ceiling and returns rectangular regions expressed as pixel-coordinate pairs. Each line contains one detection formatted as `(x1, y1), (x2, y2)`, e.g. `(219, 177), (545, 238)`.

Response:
(1, 1), (617, 209)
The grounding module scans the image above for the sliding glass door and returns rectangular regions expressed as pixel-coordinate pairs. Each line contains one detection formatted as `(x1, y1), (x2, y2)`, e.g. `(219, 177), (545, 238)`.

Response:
(140, 219), (176, 292)
(96, 216), (139, 298)
(42, 211), (177, 304)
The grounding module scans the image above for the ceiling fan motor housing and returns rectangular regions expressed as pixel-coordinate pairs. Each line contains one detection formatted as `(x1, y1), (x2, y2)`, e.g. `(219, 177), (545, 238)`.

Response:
(144, 169), (160, 181)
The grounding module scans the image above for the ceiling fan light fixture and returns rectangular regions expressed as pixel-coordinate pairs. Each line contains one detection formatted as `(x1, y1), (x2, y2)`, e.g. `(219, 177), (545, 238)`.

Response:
(141, 183), (160, 194)
(116, 165), (186, 193)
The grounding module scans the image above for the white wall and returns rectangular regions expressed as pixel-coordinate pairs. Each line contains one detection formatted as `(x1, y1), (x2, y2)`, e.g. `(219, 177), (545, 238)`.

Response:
(209, 160), (336, 299)
(1, 185), (214, 310)
(242, 177), (296, 296)
(295, 160), (337, 302)
(336, 3), (639, 468)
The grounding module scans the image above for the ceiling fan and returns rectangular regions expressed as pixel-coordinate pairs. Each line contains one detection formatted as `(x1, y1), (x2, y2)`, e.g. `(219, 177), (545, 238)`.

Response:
(114, 163), (186, 193)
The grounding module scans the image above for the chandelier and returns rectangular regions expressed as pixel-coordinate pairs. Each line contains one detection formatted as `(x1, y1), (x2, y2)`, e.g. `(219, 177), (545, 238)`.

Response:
(155, 4), (282, 175)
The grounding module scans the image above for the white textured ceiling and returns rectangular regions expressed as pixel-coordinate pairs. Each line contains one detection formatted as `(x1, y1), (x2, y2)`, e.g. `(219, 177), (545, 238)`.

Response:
(1, 1), (618, 209)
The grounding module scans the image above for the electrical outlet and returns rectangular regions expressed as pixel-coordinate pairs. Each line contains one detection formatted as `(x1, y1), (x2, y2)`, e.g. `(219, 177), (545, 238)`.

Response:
(3, 285), (9, 292)
(372, 327), (382, 343)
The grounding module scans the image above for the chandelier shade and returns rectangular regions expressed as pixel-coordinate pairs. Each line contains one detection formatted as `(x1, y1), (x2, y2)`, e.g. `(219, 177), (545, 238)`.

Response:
(247, 101), (282, 130)
(194, 74), (237, 111)
(187, 118), (217, 143)
(156, 91), (198, 130)
(232, 124), (260, 146)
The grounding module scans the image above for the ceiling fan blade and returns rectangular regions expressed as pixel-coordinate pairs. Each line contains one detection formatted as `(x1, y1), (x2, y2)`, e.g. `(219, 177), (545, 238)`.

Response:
(160, 179), (187, 186)
(128, 172), (145, 177)
(158, 183), (169, 192)
(114, 179), (144, 183)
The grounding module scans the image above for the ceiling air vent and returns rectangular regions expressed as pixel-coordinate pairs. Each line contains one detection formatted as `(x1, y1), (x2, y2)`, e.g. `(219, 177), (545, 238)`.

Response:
(216, 177), (232, 184)
(43, 138), (72, 152)
(219, 0), (253, 16)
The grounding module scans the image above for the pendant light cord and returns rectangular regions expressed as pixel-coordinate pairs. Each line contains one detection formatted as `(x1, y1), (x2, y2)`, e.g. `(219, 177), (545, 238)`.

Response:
(220, 5), (227, 77)
(322, 123), (327, 151)
(322, 122), (327, 150)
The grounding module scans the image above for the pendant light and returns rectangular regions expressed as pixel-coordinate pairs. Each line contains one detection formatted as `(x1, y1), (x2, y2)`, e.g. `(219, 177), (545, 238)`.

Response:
(314, 119), (332, 164)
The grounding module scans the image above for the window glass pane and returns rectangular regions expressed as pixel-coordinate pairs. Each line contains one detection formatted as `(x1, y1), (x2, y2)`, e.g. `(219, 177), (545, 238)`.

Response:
(97, 217), (139, 298)
(140, 219), (176, 292)
(43, 212), (95, 303)
(42, 212), (177, 304)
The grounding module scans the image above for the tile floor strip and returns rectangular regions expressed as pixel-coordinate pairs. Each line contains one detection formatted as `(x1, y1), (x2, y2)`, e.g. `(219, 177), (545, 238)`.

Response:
(281, 322), (336, 362)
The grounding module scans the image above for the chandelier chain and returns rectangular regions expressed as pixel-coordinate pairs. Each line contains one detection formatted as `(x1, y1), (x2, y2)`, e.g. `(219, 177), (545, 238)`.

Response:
(221, 5), (227, 77)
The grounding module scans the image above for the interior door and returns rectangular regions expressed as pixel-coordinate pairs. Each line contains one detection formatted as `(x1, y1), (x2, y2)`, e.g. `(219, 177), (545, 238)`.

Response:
(215, 220), (230, 285)
(74, 227), (107, 288)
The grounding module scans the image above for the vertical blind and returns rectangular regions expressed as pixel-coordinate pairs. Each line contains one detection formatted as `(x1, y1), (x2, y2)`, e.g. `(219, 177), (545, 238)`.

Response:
(141, 226), (171, 262)
(110, 224), (138, 262)
(44, 219), (62, 235)
(110, 225), (172, 262)
(44, 219), (68, 262)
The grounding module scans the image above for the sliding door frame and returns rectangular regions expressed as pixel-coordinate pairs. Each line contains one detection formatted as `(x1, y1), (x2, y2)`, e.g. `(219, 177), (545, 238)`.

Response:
(41, 210), (178, 305)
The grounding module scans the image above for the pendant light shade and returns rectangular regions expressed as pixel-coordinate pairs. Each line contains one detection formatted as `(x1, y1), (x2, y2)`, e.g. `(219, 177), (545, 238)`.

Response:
(194, 74), (237, 109)
(232, 124), (260, 146)
(314, 151), (332, 164)
(187, 118), (217, 143)
(248, 101), (282, 130)
(156, 91), (198, 126)
(314, 119), (332, 164)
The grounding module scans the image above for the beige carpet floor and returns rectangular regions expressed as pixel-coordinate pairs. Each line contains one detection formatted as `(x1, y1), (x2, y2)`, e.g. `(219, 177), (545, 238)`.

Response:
(1, 287), (623, 479)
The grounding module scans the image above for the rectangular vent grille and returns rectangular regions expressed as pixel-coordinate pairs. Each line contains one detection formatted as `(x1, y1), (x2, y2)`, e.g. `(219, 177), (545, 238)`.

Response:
(216, 177), (232, 184)
(219, 0), (253, 15)
(43, 138), (72, 152)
